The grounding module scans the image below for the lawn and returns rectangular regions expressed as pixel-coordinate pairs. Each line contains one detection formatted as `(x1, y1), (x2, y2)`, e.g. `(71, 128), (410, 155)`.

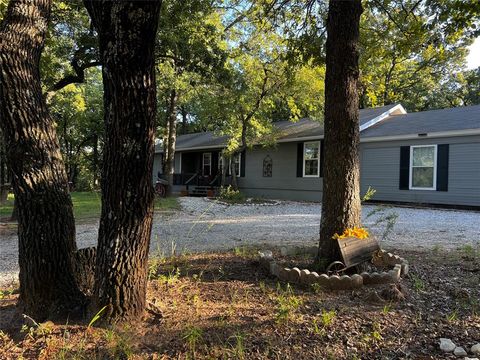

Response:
(0, 192), (180, 222)
(0, 247), (479, 359)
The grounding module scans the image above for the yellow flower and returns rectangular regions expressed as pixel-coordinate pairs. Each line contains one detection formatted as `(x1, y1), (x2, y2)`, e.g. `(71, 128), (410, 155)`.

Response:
(332, 227), (369, 240)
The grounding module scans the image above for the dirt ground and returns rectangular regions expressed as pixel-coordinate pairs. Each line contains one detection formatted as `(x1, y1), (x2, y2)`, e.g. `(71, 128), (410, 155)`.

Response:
(0, 246), (479, 360)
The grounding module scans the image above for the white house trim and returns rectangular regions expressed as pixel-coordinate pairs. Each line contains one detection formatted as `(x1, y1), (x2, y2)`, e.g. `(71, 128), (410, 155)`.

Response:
(359, 104), (407, 132)
(409, 144), (437, 191)
(302, 141), (320, 178)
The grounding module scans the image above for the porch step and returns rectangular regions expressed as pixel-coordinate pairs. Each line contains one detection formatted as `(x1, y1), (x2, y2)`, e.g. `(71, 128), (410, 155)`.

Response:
(189, 186), (216, 197)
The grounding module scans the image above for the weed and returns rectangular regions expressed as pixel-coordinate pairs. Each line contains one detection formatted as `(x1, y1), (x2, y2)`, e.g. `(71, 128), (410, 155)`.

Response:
(432, 244), (443, 254)
(446, 309), (458, 322)
(88, 306), (108, 328)
(183, 326), (203, 359)
(362, 186), (377, 201)
(312, 310), (336, 336)
(104, 328), (133, 360)
(363, 322), (383, 344)
(229, 332), (246, 359)
(320, 309), (336, 327)
(460, 244), (477, 259)
(158, 267), (181, 286)
(410, 274), (425, 292)
(311, 283), (323, 294)
(382, 303), (392, 314)
(233, 246), (255, 258)
(273, 284), (303, 324)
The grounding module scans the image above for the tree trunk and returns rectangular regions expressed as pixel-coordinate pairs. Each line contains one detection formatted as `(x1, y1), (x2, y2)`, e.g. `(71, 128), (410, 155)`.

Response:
(92, 134), (99, 188)
(230, 155), (238, 190)
(10, 197), (17, 222)
(220, 153), (226, 187)
(165, 89), (177, 196)
(84, 0), (161, 322)
(317, 0), (363, 268)
(181, 106), (188, 135)
(0, 0), (84, 319)
(0, 131), (7, 204)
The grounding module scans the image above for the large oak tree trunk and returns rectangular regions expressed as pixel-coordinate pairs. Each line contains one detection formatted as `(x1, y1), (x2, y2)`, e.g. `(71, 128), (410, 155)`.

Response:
(0, 0), (83, 319)
(165, 89), (177, 196)
(0, 130), (8, 204)
(84, 0), (161, 322)
(317, 0), (363, 267)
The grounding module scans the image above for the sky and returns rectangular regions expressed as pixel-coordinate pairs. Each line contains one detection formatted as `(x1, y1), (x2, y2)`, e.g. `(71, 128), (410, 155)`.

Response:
(466, 37), (480, 70)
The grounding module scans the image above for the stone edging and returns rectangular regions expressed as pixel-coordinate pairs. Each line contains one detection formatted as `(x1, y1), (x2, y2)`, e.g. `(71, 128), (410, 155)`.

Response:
(371, 249), (409, 275)
(259, 249), (406, 290)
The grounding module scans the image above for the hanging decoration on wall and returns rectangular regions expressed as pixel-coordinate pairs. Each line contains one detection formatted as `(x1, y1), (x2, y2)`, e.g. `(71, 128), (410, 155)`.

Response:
(263, 155), (272, 177)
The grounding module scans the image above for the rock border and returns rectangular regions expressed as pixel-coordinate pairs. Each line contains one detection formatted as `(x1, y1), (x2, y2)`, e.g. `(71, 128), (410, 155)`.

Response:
(259, 248), (407, 291)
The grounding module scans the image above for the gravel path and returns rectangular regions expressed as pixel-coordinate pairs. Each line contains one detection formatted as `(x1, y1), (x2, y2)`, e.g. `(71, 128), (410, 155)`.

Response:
(1, 197), (479, 286)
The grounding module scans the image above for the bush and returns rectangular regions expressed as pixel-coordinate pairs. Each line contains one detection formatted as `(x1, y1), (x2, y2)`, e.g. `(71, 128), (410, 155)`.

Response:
(218, 186), (245, 203)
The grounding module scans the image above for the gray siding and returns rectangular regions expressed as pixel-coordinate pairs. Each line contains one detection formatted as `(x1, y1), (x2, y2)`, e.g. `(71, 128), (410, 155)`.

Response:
(360, 135), (480, 207)
(151, 152), (182, 184)
(154, 134), (479, 207)
(238, 142), (323, 201)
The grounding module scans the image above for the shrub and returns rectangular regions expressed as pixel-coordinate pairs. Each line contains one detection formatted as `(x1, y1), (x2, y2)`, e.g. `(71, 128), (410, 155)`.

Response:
(218, 186), (245, 203)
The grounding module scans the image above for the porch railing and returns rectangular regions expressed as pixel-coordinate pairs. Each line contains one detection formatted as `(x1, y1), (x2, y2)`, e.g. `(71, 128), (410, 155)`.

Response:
(171, 173), (231, 188)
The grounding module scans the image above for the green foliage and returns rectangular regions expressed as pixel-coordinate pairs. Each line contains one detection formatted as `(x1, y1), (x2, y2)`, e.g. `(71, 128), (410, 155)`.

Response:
(360, 0), (479, 111)
(361, 186), (377, 202)
(49, 68), (104, 191)
(183, 325), (204, 358)
(273, 284), (303, 324)
(218, 185), (245, 203)
(312, 309), (336, 336)
(88, 306), (108, 328)
(411, 273), (425, 292)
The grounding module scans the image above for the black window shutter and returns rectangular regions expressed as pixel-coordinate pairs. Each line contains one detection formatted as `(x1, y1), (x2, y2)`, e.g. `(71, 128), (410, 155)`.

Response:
(399, 146), (410, 190)
(240, 150), (246, 177)
(436, 144), (449, 191)
(319, 140), (324, 178)
(297, 142), (303, 177)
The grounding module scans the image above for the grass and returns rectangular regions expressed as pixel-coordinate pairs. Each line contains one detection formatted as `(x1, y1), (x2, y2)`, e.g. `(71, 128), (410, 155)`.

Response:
(0, 192), (180, 223)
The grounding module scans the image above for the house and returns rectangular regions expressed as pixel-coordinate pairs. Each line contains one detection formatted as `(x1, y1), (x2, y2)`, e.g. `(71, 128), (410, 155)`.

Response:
(153, 103), (480, 207)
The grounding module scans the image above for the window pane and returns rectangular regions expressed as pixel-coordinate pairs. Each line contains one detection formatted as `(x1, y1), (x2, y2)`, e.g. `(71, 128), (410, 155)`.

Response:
(304, 143), (319, 160)
(412, 167), (434, 188)
(305, 160), (318, 176)
(413, 147), (434, 167)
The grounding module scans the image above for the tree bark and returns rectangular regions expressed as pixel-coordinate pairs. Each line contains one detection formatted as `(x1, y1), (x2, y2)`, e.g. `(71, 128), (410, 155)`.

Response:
(181, 106), (188, 135)
(0, 0), (84, 319)
(92, 134), (99, 188)
(0, 131), (7, 204)
(317, 0), (363, 268)
(165, 89), (177, 196)
(84, 0), (161, 322)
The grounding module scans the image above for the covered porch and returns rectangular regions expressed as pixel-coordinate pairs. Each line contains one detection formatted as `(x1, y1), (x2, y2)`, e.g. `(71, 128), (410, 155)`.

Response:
(171, 150), (239, 196)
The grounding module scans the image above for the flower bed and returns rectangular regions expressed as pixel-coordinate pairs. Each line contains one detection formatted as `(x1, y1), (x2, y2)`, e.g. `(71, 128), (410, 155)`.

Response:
(258, 246), (408, 291)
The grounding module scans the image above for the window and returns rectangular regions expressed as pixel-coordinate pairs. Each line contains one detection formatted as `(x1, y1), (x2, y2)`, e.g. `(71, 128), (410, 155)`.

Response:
(263, 155), (272, 177)
(233, 153), (241, 177)
(202, 152), (212, 176)
(409, 145), (437, 190)
(303, 141), (320, 177)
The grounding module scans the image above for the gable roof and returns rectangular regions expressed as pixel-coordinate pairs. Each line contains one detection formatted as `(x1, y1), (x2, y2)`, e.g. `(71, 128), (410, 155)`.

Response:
(361, 104), (480, 139)
(155, 103), (480, 152)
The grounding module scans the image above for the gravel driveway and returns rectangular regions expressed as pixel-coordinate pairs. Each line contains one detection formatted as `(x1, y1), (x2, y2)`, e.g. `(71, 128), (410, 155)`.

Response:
(1, 197), (479, 286)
